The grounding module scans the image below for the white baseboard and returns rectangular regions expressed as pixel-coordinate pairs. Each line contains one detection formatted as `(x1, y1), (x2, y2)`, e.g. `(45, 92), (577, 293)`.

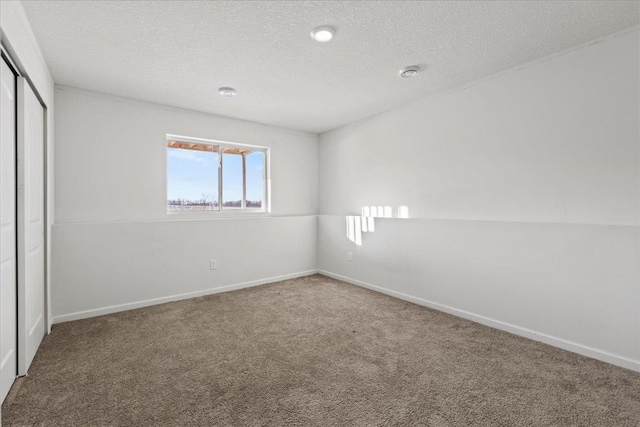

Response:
(318, 270), (640, 373)
(52, 270), (318, 324)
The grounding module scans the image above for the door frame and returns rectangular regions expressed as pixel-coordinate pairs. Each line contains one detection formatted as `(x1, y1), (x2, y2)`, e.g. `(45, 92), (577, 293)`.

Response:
(0, 44), (49, 378)
(1, 49), (19, 402)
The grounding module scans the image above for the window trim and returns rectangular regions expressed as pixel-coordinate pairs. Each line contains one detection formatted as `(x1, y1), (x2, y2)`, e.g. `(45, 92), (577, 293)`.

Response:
(166, 134), (270, 215)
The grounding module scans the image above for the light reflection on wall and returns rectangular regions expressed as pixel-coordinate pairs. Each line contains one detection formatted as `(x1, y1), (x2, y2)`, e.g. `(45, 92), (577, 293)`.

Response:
(361, 206), (394, 218)
(346, 216), (354, 242)
(346, 215), (371, 246)
(346, 205), (409, 245)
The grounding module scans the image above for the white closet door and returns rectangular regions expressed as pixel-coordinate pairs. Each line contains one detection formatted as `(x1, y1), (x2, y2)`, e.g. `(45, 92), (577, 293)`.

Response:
(17, 77), (45, 375)
(1, 58), (18, 402)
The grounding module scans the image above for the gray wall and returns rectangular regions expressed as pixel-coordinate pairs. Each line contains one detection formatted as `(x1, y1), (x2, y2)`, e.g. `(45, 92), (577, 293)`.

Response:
(318, 29), (639, 371)
(53, 87), (318, 321)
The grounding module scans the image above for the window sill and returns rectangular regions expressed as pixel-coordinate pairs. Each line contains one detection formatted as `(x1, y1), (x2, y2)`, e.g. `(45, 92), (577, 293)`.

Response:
(166, 209), (269, 220)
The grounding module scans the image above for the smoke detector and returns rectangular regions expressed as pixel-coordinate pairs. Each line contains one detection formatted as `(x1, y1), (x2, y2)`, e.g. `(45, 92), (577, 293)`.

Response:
(219, 87), (237, 97)
(399, 65), (422, 78)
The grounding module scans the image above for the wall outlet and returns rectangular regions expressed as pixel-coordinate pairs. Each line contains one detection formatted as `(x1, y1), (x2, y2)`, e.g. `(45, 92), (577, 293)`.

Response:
(347, 252), (353, 262)
(210, 260), (218, 270)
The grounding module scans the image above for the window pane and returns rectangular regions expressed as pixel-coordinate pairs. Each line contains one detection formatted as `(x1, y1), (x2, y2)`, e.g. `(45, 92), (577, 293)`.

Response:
(222, 152), (242, 208)
(167, 145), (218, 211)
(245, 151), (264, 208)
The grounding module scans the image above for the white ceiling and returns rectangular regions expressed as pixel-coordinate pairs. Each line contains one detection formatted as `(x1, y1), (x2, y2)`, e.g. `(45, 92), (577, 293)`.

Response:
(21, 1), (640, 133)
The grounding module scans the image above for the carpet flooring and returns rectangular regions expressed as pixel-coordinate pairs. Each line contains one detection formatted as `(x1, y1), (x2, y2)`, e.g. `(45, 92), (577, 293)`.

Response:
(2, 274), (639, 426)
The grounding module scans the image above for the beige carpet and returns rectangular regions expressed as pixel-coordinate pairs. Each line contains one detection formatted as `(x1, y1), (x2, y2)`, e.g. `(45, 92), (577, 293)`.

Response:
(3, 274), (639, 426)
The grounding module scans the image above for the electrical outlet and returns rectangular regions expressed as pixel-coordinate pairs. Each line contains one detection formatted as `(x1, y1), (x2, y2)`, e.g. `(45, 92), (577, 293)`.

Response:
(347, 252), (353, 262)
(210, 260), (218, 270)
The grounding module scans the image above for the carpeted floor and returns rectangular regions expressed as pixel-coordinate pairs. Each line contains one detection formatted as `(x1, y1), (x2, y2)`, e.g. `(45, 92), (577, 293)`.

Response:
(2, 274), (639, 426)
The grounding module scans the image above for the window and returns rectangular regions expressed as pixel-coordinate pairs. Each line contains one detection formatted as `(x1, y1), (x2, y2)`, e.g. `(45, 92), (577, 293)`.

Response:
(166, 135), (268, 212)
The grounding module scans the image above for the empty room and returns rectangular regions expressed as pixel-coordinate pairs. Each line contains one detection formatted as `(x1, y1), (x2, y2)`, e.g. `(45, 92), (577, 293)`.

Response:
(1, 0), (639, 425)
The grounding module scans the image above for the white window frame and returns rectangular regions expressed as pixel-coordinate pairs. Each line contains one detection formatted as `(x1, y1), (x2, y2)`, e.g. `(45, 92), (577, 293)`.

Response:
(166, 134), (270, 215)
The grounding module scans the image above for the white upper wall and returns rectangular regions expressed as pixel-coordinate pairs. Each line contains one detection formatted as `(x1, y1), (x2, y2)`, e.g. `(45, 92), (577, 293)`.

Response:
(1, 1), (54, 105)
(54, 87), (319, 223)
(320, 29), (639, 227)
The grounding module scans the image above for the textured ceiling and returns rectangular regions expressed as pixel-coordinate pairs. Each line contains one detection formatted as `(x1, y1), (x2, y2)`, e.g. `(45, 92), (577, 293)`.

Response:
(21, 1), (640, 133)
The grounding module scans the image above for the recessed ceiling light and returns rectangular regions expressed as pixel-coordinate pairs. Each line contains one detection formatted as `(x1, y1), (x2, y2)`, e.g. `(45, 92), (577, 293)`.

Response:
(310, 26), (336, 42)
(219, 87), (237, 97)
(399, 65), (422, 78)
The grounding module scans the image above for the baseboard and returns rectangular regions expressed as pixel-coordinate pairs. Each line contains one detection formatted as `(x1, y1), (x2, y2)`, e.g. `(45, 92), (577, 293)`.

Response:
(52, 270), (318, 324)
(318, 270), (640, 373)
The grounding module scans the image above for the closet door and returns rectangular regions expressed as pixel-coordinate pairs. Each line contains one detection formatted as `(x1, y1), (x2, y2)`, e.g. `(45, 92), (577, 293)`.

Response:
(0, 57), (17, 402)
(17, 77), (45, 375)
